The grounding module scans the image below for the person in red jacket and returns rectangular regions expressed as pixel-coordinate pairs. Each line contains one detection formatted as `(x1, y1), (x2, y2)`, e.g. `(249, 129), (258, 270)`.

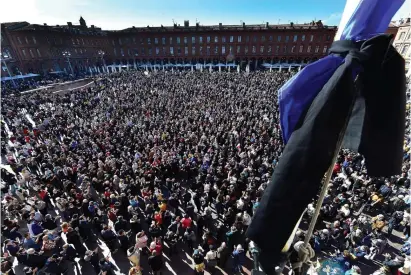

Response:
(181, 214), (192, 230)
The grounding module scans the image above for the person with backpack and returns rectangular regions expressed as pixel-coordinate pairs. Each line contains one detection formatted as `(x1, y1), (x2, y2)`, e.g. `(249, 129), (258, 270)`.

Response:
(192, 248), (205, 275)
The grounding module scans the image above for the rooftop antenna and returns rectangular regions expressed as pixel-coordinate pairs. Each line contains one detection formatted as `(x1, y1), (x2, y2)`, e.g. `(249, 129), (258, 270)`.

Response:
(172, 19), (175, 25)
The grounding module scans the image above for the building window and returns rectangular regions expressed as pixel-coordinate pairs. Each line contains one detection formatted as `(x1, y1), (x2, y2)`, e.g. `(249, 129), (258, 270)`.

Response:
(283, 46), (287, 53)
(285, 36), (289, 43)
(199, 46), (203, 55)
(128, 49), (131, 56)
(207, 36), (211, 43)
(230, 36), (234, 43)
(154, 38), (158, 44)
(268, 46), (272, 53)
(229, 45), (233, 53)
(29, 49), (35, 58)
(185, 46), (188, 55)
(148, 48), (152, 55)
(326, 35), (331, 41)
(32, 37), (37, 44)
(214, 36), (218, 43)
(184, 37), (187, 44)
(175, 37), (180, 44)
(162, 37), (166, 45)
(114, 48), (117, 56)
(399, 32), (405, 40)
(252, 46), (256, 54)
(170, 46), (174, 56)
(156, 47), (159, 55)
(206, 46), (210, 55)
(169, 37), (173, 44)
(253, 36), (257, 43)
(276, 46), (279, 54)
(121, 48), (125, 56)
(192, 46), (196, 55)
(269, 35), (273, 42)
(293, 35), (298, 42)
(214, 46), (218, 54)
(401, 44), (409, 55)
(260, 46), (264, 53)
(310, 35), (314, 42)
(134, 49), (139, 56)
(17, 37), (22, 44)
(245, 46), (248, 54)
(147, 38), (151, 44)
(141, 48), (145, 55)
(25, 37), (29, 44)
(132, 38), (136, 44)
(246, 36), (250, 43)
(222, 36), (226, 43)
(307, 45), (311, 53)
(291, 46), (295, 53)
(177, 47), (181, 55)
(238, 36), (242, 42)
(222, 46), (226, 54)
(277, 35), (281, 42)
(118, 38), (122, 45)
(192, 36), (195, 43)
(22, 49), (26, 57)
(199, 36), (203, 43)
(261, 36), (266, 42)
(162, 47), (166, 55)
(315, 45), (320, 53)
(237, 45), (241, 54)
(323, 46), (328, 54)
(299, 45), (304, 53)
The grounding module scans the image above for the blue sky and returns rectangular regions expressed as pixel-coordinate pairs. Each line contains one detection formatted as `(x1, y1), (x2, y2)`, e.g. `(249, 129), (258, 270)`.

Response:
(2, 0), (410, 30)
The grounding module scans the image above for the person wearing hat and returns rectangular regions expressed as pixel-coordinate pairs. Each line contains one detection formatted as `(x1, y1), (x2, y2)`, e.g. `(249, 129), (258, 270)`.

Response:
(192, 248), (205, 275)
(232, 244), (245, 274)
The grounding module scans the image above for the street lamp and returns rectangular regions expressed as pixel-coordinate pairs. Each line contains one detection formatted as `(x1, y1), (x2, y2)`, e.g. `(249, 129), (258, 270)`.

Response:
(0, 52), (16, 88)
(62, 50), (74, 75)
(98, 50), (106, 72)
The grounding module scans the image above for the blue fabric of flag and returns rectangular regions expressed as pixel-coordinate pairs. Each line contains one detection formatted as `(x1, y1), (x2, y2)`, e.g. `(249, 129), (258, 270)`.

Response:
(279, 0), (405, 143)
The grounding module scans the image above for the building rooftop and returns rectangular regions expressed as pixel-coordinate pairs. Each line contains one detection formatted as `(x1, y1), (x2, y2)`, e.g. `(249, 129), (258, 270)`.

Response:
(1, 19), (337, 35)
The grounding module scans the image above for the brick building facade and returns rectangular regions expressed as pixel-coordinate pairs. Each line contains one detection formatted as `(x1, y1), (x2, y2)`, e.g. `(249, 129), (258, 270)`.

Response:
(1, 17), (339, 76)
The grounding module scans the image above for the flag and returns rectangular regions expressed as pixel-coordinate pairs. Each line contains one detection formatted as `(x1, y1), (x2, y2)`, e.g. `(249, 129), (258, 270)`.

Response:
(246, 0), (406, 274)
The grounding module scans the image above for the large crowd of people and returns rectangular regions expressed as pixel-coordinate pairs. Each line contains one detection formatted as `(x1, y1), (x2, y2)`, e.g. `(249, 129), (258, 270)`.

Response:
(0, 70), (410, 275)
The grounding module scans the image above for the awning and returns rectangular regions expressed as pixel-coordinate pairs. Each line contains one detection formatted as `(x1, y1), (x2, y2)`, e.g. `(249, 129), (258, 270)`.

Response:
(1, 73), (40, 81)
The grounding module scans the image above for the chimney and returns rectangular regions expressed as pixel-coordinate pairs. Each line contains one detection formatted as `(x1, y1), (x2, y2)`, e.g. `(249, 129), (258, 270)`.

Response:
(184, 20), (189, 27)
(219, 23), (222, 29)
(44, 23), (47, 26)
(67, 22), (73, 27)
(266, 22), (269, 28)
(91, 25), (95, 29)
(242, 22), (246, 28)
(196, 22), (199, 28)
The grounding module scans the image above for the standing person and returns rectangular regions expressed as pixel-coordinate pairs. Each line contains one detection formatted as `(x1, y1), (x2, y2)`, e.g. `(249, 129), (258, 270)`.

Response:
(217, 242), (229, 269)
(148, 250), (163, 275)
(232, 244), (245, 274)
(205, 245), (218, 274)
(192, 249), (205, 275)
